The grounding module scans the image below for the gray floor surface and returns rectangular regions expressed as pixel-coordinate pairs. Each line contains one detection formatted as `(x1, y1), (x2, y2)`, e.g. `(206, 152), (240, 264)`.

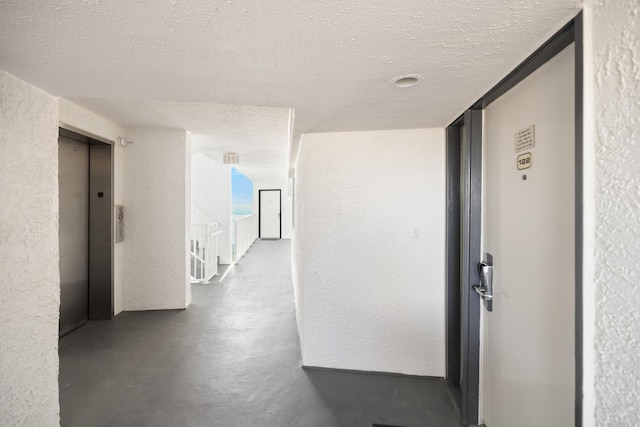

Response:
(59, 239), (463, 427)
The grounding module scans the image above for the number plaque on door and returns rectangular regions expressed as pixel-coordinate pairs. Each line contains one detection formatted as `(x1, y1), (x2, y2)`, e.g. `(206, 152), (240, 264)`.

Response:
(517, 152), (532, 170)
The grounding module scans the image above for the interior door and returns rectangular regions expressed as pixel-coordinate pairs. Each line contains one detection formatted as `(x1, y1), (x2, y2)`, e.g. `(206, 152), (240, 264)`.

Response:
(259, 190), (281, 239)
(481, 44), (575, 426)
(59, 136), (89, 336)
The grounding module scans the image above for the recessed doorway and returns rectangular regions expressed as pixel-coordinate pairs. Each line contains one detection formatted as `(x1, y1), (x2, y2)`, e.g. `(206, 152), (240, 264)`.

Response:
(259, 189), (281, 239)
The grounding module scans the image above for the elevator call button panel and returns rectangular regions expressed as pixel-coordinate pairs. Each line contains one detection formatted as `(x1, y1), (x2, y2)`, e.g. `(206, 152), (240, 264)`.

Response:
(116, 205), (124, 243)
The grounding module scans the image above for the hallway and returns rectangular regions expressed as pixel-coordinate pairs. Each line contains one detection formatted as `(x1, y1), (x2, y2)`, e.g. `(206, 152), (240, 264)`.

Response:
(59, 240), (463, 427)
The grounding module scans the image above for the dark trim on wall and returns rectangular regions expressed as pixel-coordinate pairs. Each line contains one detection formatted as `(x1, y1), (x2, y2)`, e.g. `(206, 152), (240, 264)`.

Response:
(574, 11), (584, 427)
(459, 110), (483, 425)
(445, 110), (483, 425)
(445, 12), (583, 426)
(258, 189), (282, 239)
(59, 123), (114, 146)
(471, 18), (576, 111)
(445, 125), (462, 391)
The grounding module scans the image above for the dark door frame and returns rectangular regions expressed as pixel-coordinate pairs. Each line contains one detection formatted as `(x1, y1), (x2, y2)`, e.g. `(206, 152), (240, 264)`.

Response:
(446, 110), (483, 425)
(258, 189), (282, 239)
(445, 12), (583, 426)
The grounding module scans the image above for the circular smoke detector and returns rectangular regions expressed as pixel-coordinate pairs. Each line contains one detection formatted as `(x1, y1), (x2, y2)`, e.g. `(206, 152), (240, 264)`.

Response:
(390, 74), (423, 88)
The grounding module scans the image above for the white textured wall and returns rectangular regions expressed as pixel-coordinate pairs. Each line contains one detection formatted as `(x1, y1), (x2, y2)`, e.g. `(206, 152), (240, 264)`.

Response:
(184, 133), (192, 307)
(191, 152), (232, 264)
(292, 155), (305, 346)
(590, 1), (640, 425)
(0, 71), (60, 426)
(295, 128), (446, 376)
(59, 99), (126, 315)
(123, 128), (191, 310)
(114, 129), (125, 313)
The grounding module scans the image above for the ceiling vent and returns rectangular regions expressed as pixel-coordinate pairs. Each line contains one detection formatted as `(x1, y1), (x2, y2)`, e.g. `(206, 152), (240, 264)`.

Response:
(390, 74), (423, 88)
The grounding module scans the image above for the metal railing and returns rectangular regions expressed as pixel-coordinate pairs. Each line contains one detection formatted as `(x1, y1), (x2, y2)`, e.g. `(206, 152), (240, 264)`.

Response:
(233, 214), (257, 262)
(190, 222), (222, 283)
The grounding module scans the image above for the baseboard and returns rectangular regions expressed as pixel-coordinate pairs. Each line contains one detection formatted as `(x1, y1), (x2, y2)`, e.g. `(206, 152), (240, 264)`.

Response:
(302, 365), (444, 381)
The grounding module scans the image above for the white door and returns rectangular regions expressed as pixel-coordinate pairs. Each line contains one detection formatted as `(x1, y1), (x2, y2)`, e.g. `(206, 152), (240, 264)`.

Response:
(259, 190), (281, 239)
(482, 44), (575, 426)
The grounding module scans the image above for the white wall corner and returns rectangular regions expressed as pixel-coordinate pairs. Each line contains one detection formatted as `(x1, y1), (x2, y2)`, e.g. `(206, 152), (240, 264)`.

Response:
(0, 70), (61, 426)
(292, 144), (305, 359)
(297, 128), (446, 376)
(184, 132), (192, 308)
(591, 1), (640, 425)
(59, 98), (124, 143)
(123, 128), (190, 311)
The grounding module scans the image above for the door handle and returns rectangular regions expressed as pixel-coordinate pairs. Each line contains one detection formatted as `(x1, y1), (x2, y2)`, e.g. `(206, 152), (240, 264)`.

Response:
(473, 255), (493, 312)
(474, 284), (492, 300)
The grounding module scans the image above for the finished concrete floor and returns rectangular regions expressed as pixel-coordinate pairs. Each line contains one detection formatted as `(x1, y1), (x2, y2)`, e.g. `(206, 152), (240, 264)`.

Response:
(59, 240), (463, 427)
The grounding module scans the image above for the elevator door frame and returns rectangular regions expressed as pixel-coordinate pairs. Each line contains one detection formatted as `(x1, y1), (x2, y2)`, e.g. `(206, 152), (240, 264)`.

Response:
(59, 126), (114, 335)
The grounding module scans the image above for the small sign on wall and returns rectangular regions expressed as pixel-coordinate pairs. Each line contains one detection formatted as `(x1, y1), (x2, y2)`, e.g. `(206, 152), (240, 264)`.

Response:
(517, 152), (532, 170)
(224, 152), (239, 164)
(515, 125), (535, 152)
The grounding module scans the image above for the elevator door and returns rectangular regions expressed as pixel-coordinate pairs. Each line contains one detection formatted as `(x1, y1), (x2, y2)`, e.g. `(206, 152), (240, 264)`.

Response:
(59, 137), (89, 336)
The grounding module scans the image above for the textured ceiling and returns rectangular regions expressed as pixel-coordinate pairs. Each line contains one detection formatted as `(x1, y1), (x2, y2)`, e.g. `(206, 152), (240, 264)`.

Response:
(0, 0), (581, 177)
(62, 97), (292, 181)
